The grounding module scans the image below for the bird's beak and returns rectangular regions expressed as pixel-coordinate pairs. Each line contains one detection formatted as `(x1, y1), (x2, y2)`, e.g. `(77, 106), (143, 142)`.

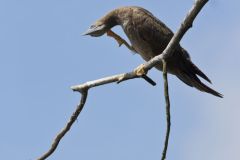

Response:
(82, 28), (95, 36)
(82, 25), (106, 36)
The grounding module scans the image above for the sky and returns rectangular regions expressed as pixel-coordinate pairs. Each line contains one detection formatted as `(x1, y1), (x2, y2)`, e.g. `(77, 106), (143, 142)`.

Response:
(0, 0), (239, 160)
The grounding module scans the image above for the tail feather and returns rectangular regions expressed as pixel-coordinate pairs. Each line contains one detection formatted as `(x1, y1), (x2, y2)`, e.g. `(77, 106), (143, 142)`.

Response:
(176, 71), (223, 98)
(176, 62), (223, 98)
(189, 61), (212, 83)
(180, 48), (212, 83)
(194, 80), (223, 98)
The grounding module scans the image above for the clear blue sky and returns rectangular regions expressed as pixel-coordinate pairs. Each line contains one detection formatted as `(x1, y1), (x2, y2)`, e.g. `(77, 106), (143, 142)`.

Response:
(0, 0), (239, 160)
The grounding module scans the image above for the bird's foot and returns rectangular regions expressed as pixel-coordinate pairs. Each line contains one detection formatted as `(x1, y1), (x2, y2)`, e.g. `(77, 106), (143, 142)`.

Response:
(134, 64), (147, 76)
(107, 30), (137, 53)
(107, 30), (124, 46)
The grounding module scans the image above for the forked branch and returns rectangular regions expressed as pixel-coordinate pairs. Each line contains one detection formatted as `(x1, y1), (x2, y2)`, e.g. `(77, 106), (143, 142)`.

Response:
(37, 0), (209, 159)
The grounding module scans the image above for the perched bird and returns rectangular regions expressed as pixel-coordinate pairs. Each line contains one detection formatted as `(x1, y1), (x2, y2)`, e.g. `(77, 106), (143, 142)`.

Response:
(83, 6), (223, 98)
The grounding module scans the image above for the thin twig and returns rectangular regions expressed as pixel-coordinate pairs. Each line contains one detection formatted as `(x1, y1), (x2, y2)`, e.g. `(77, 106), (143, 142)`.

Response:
(141, 75), (157, 86)
(37, 90), (88, 160)
(161, 60), (171, 160)
(71, 72), (156, 93)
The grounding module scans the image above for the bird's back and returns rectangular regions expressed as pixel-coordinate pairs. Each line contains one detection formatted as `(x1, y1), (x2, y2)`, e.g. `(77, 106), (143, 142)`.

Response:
(118, 6), (182, 72)
(115, 7), (222, 97)
(120, 7), (174, 54)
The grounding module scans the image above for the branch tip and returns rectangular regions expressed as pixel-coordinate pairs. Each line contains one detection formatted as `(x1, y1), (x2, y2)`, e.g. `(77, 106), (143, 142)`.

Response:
(141, 75), (157, 86)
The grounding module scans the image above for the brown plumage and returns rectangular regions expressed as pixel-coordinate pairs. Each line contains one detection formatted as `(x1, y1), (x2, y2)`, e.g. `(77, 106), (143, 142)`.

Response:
(83, 6), (223, 98)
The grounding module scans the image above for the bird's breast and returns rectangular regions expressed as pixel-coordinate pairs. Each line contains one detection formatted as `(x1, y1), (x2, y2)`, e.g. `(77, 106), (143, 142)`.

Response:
(122, 24), (165, 71)
(123, 25), (154, 61)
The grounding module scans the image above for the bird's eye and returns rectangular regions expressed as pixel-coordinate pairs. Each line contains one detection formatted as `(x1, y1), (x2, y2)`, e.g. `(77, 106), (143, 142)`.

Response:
(90, 25), (95, 28)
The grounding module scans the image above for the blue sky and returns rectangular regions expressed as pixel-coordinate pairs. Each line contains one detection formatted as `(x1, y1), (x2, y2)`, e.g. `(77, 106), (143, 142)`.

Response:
(0, 0), (239, 160)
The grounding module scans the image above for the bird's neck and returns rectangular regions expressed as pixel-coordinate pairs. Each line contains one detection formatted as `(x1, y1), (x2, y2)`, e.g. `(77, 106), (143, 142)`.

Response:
(100, 8), (132, 29)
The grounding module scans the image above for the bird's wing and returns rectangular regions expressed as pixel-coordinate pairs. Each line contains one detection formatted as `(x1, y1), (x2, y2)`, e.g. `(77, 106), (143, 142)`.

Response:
(134, 7), (174, 55)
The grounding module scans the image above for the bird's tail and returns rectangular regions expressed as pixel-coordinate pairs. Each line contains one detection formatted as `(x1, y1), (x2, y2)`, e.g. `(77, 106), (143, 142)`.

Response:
(176, 58), (223, 98)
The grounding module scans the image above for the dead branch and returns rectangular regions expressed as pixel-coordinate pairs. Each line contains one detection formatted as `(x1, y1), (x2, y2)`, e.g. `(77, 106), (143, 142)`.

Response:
(37, 90), (88, 160)
(37, 0), (209, 159)
(161, 60), (171, 160)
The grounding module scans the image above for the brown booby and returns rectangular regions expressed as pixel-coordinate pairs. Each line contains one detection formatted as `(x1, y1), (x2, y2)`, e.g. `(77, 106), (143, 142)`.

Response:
(83, 6), (223, 98)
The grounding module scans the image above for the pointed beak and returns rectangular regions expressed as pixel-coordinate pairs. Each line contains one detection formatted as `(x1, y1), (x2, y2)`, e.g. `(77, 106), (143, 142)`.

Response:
(82, 24), (106, 37)
(82, 28), (96, 36)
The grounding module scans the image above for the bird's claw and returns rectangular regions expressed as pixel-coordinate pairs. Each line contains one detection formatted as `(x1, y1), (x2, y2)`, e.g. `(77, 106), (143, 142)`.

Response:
(107, 30), (124, 46)
(134, 64), (147, 76)
(107, 30), (137, 53)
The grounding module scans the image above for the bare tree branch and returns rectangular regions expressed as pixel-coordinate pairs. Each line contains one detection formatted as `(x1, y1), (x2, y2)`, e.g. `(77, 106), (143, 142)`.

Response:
(71, 72), (156, 92)
(161, 60), (171, 160)
(37, 90), (88, 160)
(37, 0), (209, 159)
(159, 1), (209, 159)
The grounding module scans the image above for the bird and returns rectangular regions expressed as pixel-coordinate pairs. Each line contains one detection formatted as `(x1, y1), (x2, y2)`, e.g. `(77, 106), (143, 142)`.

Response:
(83, 6), (223, 98)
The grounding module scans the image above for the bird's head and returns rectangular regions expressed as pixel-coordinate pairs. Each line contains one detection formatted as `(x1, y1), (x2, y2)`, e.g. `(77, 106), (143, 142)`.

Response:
(83, 11), (118, 37)
(83, 21), (108, 37)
